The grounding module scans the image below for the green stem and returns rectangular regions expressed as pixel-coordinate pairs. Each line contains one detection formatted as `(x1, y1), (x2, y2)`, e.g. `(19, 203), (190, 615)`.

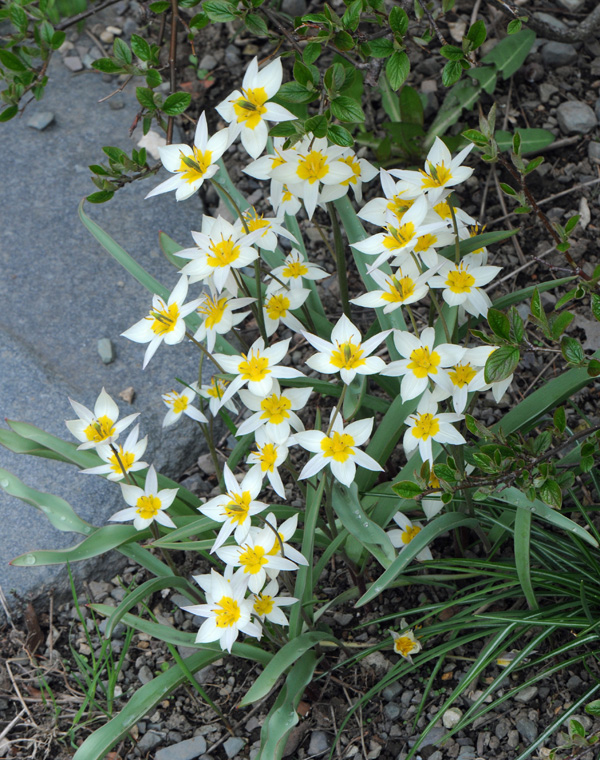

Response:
(210, 178), (249, 233)
(185, 332), (225, 373)
(327, 385), (348, 434)
(428, 290), (451, 343)
(253, 258), (268, 342)
(448, 200), (461, 265)
(327, 201), (351, 318)
(405, 304), (420, 335)
(150, 522), (181, 577)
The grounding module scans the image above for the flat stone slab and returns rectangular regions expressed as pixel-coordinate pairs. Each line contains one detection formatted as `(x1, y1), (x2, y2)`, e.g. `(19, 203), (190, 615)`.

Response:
(0, 58), (213, 612)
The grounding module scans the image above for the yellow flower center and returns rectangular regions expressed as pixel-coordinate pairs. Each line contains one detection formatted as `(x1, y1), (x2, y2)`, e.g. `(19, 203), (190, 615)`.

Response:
(446, 266), (475, 294)
(136, 494), (161, 520)
(411, 412), (440, 441)
(271, 152), (286, 170)
(84, 415), (115, 443)
(330, 341), (366, 371)
(178, 146), (213, 184)
(223, 491), (251, 525)
(265, 293), (291, 321)
(433, 200), (451, 220)
(214, 595), (241, 628)
(260, 394), (292, 425)
(232, 86), (268, 129)
(448, 363), (477, 388)
(108, 447), (135, 474)
(341, 155), (361, 186)
(267, 531), (285, 556)
(421, 161), (453, 189)
(429, 473), (440, 489)
(197, 294), (228, 329)
(321, 431), (355, 463)
(401, 525), (421, 544)
(255, 443), (278, 473)
(387, 194), (414, 220)
(282, 187), (294, 202)
(244, 210), (270, 236)
(297, 150), (329, 184)
(382, 275), (415, 303)
(383, 222), (416, 250)
(414, 233), (438, 253)
(239, 545), (268, 575)
(149, 301), (179, 335)
(282, 260), (308, 279)
(238, 352), (270, 383)
(207, 238), (241, 269)
(206, 378), (228, 398)
(407, 347), (440, 378)
(394, 634), (417, 657)
(172, 395), (189, 414)
(253, 594), (275, 617)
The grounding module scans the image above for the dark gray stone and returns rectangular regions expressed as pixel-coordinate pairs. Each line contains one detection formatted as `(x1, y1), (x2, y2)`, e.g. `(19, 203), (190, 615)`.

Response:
(199, 54), (217, 71)
(281, 0), (307, 15)
(384, 703), (401, 720)
(0, 56), (213, 614)
(224, 44), (241, 68)
(382, 682), (402, 701)
(155, 735), (207, 760)
(557, 101), (598, 134)
(137, 731), (164, 753)
(495, 719), (510, 739)
(138, 665), (154, 684)
(63, 55), (83, 72)
(223, 736), (245, 758)
(27, 111), (55, 130)
(515, 685), (538, 703)
(533, 11), (568, 33)
(542, 42), (578, 67)
(516, 717), (538, 744)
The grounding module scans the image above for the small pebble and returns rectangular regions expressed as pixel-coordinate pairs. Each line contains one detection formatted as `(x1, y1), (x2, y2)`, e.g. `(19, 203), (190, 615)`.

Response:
(507, 729), (520, 748)
(516, 717), (538, 744)
(100, 30), (115, 44)
(495, 719), (510, 739)
(382, 682), (402, 701)
(63, 55), (84, 72)
(308, 731), (330, 754)
(567, 675), (583, 690)
(515, 685), (538, 703)
(155, 735), (207, 760)
(138, 664), (154, 685)
(557, 101), (598, 135)
(27, 111), (55, 130)
(442, 708), (463, 729)
(384, 703), (401, 720)
(109, 95), (125, 110)
(137, 731), (164, 753)
(199, 53), (217, 70)
(223, 736), (245, 758)
(97, 338), (114, 364)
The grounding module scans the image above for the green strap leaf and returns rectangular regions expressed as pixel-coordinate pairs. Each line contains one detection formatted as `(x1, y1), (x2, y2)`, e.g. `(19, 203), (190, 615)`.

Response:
(0, 467), (93, 535)
(256, 650), (319, 760)
(332, 482), (396, 563)
(357, 513), (480, 606)
(11, 525), (141, 566)
(240, 632), (328, 706)
(514, 507), (538, 610)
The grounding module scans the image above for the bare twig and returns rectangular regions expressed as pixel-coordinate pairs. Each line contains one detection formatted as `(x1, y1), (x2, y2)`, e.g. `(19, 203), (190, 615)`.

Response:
(491, 166), (527, 264)
(56, 0), (124, 30)
(5, 661), (37, 726)
(0, 709), (26, 742)
(490, 0), (600, 42)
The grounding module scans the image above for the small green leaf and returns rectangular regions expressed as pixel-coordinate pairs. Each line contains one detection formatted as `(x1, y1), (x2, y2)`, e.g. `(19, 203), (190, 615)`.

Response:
(440, 45), (464, 61)
(484, 346), (520, 383)
(136, 86), (157, 109)
(587, 359), (600, 377)
(87, 190), (115, 203)
(540, 479), (562, 509)
(466, 19), (486, 48)
(0, 105), (18, 121)
(591, 293), (600, 322)
(303, 42), (321, 64)
(463, 129), (488, 146)
(386, 51), (410, 90)
(130, 34), (151, 61)
(278, 81), (317, 104)
(162, 92), (191, 115)
(342, 0), (361, 31)
(564, 215), (580, 235)
(442, 60), (463, 87)
(146, 68), (162, 87)
(333, 30), (354, 51)
(330, 95), (364, 123)
(0, 49), (27, 72)
(530, 287), (545, 321)
(203, 0), (237, 20)
(113, 37), (132, 65)
(508, 306), (524, 343)
(507, 18), (522, 34)
(327, 124), (353, 146)
(500, 182), (516, 196)
(92, 57), (123, 74)
(368, 38), (394, 58)
(585, 700), (600, 717)
(433, 464), (457, 482)
(465, 414), (492, 438)
(487, 308), (511, 341)
(389, 6), (408, 36)
(561, 336), (584, 365)
(481, 28), (535, 79)
(391, 481), (422, 498)
(553, 406), (566, 433)
(245, 12), (268, 35)
(304, 113), (328, 138)
(149, 0), (170, 11)
(550, 310), (574, 339)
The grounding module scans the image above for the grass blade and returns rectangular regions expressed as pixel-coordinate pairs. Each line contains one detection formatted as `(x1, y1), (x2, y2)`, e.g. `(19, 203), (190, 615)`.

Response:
(514, 506), (538, 609)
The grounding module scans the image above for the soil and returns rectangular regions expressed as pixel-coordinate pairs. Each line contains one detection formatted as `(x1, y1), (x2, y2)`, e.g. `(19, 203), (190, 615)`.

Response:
(3, 0), (600, 759)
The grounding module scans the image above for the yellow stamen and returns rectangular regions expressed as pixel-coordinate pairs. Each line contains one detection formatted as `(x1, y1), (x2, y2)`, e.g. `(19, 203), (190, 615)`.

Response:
(214, 596), (241, 628)
(149, 302), (179, 335)
(260, 394), (291, 425)
(238, 352), (270, 383)
(411, 412), (440, 441)
(136, 494), (161, 520)
(84, 415), (115, 443)
(253, 594), (274, 616)
(446, 265), (475, 294)
(232, 86), (268, 129)
(239, 545), (268, 575)
(321, 431), (355, 463)
(330, 341), (366, 371)
(297, 150), (329, 184)
(178, 146), (213, 184)
(407, 347), (440, 378)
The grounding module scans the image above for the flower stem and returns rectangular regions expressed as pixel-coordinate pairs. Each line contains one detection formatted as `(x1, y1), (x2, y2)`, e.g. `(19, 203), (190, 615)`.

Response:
(428, 290), (451, 343)
(150, 522), (181, 577)
(327, 202), (351, 318)
(185, 332), (225, 373)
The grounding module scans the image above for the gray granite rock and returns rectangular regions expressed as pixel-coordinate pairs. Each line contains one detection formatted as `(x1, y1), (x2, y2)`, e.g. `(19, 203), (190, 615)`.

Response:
(308, 731), (330, 754)
(97, 337), (115, 364)
(223, 736), (245, 758)
(155, 734), (207, 760)
(542, 42), (578, 67)
(0, 57), (214, 614)
(27, 111), (55, 130)
(137, 731), (164, 753)
(516, 717), (538, 744)
(557, 101), (598, 134)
